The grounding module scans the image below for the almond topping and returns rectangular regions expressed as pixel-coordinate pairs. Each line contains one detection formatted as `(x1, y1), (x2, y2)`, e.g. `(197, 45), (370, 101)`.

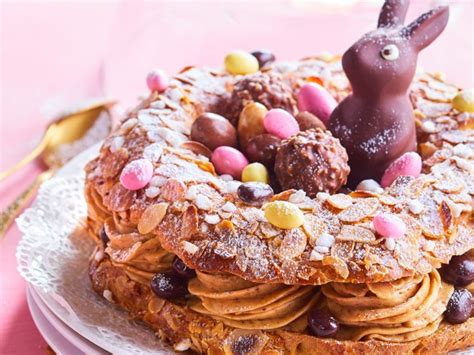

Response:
(327, 194), (353, 209)
(137, 202), (169, 234)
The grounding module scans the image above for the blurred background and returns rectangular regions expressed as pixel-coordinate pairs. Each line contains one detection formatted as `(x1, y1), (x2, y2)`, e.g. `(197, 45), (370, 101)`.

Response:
(0, 1), (472, 353)
(1, 0), (473, 178)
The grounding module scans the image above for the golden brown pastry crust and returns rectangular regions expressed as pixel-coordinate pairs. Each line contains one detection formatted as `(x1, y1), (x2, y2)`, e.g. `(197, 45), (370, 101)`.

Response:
(89, 256), (474, 354)
(84, 57), (474, 286)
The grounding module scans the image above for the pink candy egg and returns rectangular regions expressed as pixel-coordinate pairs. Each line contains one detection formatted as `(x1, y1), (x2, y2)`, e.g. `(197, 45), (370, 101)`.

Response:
(380, 152), (422, 188)
(297, 83), (337, 124)
(120, 159), (154, 190)
(373, 213), (406, 239)
(211, 146), (249, 179)
(146, 69), (169, 92)
(263, 109), (299, 140)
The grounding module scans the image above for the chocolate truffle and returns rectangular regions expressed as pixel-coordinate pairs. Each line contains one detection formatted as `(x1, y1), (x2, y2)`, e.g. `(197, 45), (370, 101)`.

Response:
(190, 112), (237, 151)
(274, 129), (350, 196)
(226, 72), (296, 126)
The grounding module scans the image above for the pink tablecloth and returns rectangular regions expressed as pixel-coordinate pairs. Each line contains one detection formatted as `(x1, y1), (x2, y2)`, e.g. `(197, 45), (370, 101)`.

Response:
(0, 1), (472, 353)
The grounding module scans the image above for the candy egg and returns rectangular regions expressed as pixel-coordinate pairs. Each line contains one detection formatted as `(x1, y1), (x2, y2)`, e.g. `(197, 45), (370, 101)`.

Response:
(452, 89), (474, 113)
(263, 109), (300, 140)
(295, 111), (326, 131)
(373, 213), (406, 239)
(172, 256), (196, 279)
(224, 50), (259, 75)
(237, 182), (274, 204)
(146, 69), (169, 92)
(120, 159), (154, 190)
(211, 146), (249, 179)
(242, 162), (269, 184)
(297, 83), (337, 124)
(150, 271), (187, 299)
(356, 179), (384, 194)
(250, 50), (276, 68)
(246, 134), (281, 168)
(191, 112), (237, 150)
(445, 288), (472, 324)
(307, 309), (339, 337)
(264, 201), (304, 229)
(440, 253), (474, 286)
(380, 152), (422, 188)
(238, 102), (268, 148)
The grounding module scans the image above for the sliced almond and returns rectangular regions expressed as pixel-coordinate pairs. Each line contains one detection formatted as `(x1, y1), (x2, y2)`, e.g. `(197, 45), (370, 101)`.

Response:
(378, 194), (399, 206)
(439, 200), (453, 233)
(419, 208), (444, 240)
(419, 142), (438, 160)
(276, 229), (307, 260)
(99, 147), (129, 179)
(303, 215), (327, 246)
(337, 198), (380, 223)
(103, 183), (136, 212)
(180, 141), (212, 159)
(161, 178), (187, 201)
(148, 297), (166, 313)
(260, 222), (280, 239)
(138, 202), (169, 234)
(441, 130), (473, 144)
(433, 175), (464, 193)
(327, 194), (353, 210)
(337, 225), (376, 244)
(420, 87), (452, 102)
(323, 256), (349, 279)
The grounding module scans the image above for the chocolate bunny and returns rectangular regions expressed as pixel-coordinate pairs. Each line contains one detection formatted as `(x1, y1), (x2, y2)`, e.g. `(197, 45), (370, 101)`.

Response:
(328, 0), (449, 187)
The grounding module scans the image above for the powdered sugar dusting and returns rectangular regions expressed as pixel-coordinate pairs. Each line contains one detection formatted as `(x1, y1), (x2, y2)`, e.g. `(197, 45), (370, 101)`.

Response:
(360, 126), (399, 156)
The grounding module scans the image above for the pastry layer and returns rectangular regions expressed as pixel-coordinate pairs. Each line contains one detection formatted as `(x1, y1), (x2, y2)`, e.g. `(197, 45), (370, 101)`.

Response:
(89, 256), (474, 354)
(84, 58), (474, 286)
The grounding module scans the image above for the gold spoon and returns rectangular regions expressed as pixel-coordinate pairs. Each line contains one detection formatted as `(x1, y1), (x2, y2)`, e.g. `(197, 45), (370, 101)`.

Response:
(0, 100), (115, 238)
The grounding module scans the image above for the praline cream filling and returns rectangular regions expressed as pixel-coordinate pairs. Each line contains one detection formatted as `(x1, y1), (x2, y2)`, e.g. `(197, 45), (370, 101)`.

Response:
(188, 270), (455, 342)
(322, 270), (453, 342)
(103, 218), (173, 284)
(188, 271), (320, 330)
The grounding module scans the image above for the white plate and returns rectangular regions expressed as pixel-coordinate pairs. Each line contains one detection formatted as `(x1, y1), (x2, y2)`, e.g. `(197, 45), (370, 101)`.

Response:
(27, 286), (84, 355)
(27, 285), (105, 355)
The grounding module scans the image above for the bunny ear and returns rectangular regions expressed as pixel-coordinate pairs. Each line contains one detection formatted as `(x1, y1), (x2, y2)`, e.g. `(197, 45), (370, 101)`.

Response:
(404, 6), (449, 51)
(378, 0), (410, 28)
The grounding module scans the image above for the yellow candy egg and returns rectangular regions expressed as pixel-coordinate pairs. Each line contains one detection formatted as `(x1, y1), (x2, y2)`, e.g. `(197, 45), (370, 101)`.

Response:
(224, 50), (259, 75)
(242, 162), (269, 183)
(238, 102), (268, 148)
(264, 201), (304, 229)
(452, 89), (474, 113)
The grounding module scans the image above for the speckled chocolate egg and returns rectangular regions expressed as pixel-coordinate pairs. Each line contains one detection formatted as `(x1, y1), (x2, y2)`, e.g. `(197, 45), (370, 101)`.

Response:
(250, 50), (276, 68)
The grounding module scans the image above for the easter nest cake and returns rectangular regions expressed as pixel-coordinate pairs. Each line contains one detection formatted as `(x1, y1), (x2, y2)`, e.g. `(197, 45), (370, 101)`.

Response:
(84, 2), (474, 354)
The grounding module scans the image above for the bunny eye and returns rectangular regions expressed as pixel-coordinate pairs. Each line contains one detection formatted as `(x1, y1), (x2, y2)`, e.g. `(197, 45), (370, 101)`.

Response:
(381, 44), (399, 61)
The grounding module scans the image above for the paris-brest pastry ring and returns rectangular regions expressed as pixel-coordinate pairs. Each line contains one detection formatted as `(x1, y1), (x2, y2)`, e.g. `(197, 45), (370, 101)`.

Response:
(84, 1), (474, 353)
